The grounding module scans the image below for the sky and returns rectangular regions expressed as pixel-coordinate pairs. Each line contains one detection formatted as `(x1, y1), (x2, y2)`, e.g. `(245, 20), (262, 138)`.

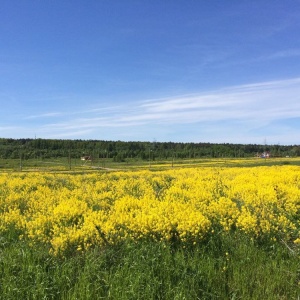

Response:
(1, 1), (300, 145)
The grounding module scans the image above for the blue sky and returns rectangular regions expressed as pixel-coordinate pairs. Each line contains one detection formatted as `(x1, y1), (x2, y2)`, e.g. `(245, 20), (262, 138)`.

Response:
(1, 1), (300, 144)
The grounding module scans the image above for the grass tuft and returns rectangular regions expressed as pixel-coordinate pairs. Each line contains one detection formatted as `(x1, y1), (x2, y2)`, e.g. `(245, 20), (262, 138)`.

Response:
(0, 234), (299, 299)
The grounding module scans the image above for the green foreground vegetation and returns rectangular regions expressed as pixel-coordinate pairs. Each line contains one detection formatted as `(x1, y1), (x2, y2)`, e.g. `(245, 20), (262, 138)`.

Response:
(1, 230), (299, 300)
(0, 154), (300, 299)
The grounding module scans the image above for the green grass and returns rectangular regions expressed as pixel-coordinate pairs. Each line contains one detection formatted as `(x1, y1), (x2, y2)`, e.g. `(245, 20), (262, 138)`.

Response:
(1, 157), (300, 298)
(1, 156), (300, 173)
(0, 231), (299, 299)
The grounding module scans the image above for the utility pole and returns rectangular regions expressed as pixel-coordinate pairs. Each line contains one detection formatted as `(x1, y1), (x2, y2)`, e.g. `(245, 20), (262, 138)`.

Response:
(19, 146), (23, 171)
(172, 151), (174, 168)
(68, 148), (71, 170)
(264, 138), (267, 161)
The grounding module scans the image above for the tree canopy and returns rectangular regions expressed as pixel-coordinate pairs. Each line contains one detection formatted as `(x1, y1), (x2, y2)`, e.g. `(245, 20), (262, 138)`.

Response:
(0, 138), (299, 161)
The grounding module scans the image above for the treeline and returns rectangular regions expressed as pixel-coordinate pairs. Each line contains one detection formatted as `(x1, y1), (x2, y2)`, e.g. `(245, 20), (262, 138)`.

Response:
(0, 138), (299, 161)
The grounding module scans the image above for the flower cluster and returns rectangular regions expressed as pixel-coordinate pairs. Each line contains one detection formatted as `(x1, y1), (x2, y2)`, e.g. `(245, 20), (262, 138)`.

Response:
(0, 165), (299, 256)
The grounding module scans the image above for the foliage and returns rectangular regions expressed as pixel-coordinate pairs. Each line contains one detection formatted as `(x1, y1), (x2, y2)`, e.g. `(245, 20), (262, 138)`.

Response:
(0, 166), (300, 256)
(0, 165), (300, 298)
(0, 234), (299, 299)
(0, 137), (299, 160)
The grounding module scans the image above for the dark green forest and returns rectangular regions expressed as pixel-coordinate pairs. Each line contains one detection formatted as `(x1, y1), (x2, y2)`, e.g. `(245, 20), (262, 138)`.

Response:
(1, 138), (299, 162)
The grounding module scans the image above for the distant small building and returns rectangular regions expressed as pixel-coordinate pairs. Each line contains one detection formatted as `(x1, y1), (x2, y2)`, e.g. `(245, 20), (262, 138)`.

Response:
(81, 155), (92, 161)
(260, 151), (270, 158)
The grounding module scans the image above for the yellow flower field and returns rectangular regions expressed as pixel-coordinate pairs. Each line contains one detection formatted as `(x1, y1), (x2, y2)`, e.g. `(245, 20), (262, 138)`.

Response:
(0, 165), (299, 255)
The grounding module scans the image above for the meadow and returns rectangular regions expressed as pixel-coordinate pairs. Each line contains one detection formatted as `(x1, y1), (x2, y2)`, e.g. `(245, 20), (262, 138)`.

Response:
(0, 158), (300, 299)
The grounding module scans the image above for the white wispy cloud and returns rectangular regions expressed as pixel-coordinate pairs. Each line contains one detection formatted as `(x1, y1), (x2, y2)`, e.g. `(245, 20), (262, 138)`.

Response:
(4, 77), (300, 143)
(267, 49), (300, 60)
(42, 78), (300, 128)
(24, 112), (62, 119)
(135, 78), (300, 124)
